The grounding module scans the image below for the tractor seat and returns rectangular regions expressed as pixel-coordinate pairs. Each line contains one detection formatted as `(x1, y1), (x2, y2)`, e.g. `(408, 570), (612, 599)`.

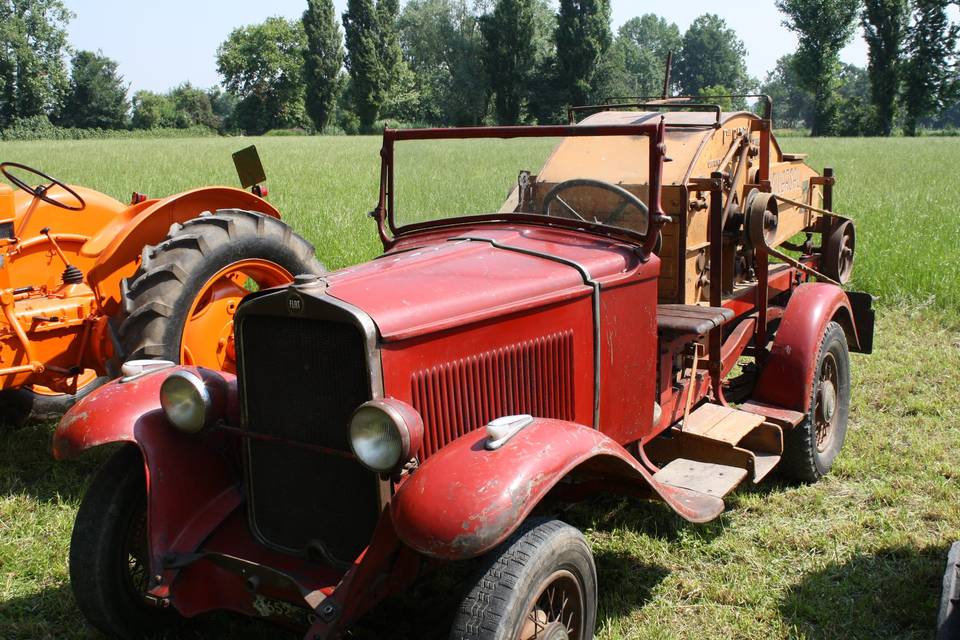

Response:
(657, 304), (734, 337)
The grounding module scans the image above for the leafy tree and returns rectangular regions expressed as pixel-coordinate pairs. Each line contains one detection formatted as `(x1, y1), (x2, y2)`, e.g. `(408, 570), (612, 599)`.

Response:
(759, 54), (813, 128)
(303, 0), (344, 132)
(59, 50), (128, 129)
(376, 0), (420, 123)
(556, 0), (612, 107)
(674, 14), (749, 97)
(169, 83), (219, 129)
(480, 0), (539, 124)
(216, 17), (307, 134)
(343, 0), (392, 129)
(398, 0), (487, 125)
(776, 0), (861, 136)
(617, 15), (681, 96)
(862, 0), (910, 135)
(0, 0), (71, 126)
(131, 90), (174, 129)
(902, 0), (958, 135)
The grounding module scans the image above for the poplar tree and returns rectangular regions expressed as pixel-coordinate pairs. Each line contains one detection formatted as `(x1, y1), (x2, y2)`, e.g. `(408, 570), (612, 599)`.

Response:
(480, 0), (538, 124)
(303, 0), (344, 132)
(902, 0), (958, 135)
(556, 0), (612, 106)
(862, 0), (910, 135)
(776, 0), (861, 136)
(343, 0), (387, 130)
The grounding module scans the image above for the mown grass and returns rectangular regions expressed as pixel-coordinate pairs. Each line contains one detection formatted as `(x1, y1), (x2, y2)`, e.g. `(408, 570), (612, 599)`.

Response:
(0, 135), (958, 639)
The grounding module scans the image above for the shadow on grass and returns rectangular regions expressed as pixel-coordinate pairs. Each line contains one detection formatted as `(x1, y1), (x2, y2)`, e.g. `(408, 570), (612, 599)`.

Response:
(781, 544), (946, 640)
(0, 420), (113, 505)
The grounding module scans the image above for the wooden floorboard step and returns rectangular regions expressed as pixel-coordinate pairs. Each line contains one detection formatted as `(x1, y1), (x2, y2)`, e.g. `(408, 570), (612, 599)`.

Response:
(683, 403), (766, 445)
(653, 458), (748, 498)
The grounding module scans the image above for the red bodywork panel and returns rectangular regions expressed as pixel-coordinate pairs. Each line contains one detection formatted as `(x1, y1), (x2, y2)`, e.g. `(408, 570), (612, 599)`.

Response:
(391, 418), (724, 560)
(325, 226), (643, 341)
(751, 283), (859, 412)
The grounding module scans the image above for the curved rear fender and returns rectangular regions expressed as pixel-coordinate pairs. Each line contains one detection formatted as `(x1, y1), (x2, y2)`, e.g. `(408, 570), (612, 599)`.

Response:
(54, 366), (243, 577)
(86, 187), (281, 314)
(390, 418), (724, 560)
(752, 282), (859, 412)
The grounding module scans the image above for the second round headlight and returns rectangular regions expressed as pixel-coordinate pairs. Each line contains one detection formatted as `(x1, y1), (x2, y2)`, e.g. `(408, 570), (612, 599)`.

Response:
(348, 399), (423, 474)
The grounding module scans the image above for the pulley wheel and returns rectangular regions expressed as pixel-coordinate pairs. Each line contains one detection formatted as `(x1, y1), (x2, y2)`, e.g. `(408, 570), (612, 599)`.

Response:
(746, 189), (779, 249)
(821, 219), (856, 284)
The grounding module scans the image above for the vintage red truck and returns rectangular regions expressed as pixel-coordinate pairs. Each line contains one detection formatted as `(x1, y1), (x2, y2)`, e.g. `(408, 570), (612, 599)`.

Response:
(54, 98), (873, 639)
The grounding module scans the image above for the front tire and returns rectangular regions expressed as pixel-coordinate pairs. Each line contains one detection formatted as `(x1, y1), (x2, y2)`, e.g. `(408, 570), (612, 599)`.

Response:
(780, 321), (851, 482)
(118, 209), (323, 372)
(450, 519), (597, 640)
(70, 445), (177, 638)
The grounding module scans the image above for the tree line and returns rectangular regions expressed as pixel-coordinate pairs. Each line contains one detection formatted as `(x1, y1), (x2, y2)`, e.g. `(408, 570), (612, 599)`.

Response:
(0, 0), (956, 137)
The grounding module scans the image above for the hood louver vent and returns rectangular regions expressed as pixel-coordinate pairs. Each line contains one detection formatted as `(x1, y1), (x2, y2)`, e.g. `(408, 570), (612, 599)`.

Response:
(411, 331), (575, 458)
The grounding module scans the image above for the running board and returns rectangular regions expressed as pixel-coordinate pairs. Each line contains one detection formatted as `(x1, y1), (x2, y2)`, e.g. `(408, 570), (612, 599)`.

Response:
(646, 403), (785, 493)
(653, 459), (747, 498)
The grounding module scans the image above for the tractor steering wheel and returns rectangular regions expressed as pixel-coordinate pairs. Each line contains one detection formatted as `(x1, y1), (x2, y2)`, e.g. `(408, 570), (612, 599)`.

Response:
(542, 178), (649, 233)
(1, 162), (86, 211)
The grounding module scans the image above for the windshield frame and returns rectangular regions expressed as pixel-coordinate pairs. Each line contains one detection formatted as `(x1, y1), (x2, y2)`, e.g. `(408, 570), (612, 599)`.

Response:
(373, 121), (669, 255)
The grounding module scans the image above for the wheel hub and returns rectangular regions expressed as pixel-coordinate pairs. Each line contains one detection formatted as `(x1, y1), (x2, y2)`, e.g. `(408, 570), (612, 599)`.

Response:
(819, 379), (836, 422)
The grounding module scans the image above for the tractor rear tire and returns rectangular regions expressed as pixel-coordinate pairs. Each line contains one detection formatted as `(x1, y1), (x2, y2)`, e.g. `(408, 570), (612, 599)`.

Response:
(780, 321), (851, 483)
(450, 519), (597, 640)
(70, 445), (180, 638)
(118, 209), (323, 368)
(0, 376), (108, 428)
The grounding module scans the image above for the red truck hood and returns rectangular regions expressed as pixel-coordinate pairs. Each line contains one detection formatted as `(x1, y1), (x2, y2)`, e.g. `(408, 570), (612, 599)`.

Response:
(323, 226), (648, 341)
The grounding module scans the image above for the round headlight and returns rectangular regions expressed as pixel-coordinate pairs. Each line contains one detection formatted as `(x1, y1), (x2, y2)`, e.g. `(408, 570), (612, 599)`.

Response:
(160, 371), (212, 434)
(349, 399), (423, 474)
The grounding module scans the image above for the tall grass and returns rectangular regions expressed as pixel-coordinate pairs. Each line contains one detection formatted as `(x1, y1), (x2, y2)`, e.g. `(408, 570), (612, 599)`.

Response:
(2, 135), (956, 311)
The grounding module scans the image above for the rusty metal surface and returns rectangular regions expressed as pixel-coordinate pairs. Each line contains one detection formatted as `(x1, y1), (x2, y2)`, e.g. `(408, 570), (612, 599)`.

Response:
(390, 418), (725, 561)
(751, 283), (859, 413)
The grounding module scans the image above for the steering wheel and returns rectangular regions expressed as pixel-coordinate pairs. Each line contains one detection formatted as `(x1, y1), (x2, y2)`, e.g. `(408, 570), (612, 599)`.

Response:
(1, 162), (86, 211)
(541, 178), (649, 232)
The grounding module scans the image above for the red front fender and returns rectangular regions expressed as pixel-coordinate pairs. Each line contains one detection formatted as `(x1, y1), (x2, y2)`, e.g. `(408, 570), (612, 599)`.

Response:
(54, 366), (243, 584)
(752, 282), (860, 412)
(390, 418), (724, 560)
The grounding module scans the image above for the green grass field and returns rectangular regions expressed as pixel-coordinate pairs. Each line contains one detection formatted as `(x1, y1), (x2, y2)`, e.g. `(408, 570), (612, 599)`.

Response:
(0, 135), (958, 639)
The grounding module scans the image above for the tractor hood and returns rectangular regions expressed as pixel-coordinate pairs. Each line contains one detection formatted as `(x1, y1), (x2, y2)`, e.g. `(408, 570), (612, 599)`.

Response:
(322, 226), (645, 342)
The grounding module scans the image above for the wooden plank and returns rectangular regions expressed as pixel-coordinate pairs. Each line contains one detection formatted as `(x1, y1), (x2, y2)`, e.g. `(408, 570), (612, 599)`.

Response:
(653, 458), (747, 497)
(684, 403), (765, 445)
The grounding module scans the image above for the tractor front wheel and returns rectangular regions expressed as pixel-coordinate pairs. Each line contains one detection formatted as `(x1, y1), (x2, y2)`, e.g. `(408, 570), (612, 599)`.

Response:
(780, 321), (851, 482)
(118, 209), (323, 372)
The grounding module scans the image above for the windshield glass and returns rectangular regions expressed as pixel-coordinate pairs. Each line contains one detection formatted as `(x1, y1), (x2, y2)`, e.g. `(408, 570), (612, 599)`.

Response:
(391, 134), (653, 238)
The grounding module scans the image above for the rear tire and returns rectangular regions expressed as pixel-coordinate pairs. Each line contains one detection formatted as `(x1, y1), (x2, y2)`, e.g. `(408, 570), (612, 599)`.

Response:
(70, 445), (178, 638)
(450, 519), (597, 640)
(118, 209), (323, 370)
(780, 321), (851, 483)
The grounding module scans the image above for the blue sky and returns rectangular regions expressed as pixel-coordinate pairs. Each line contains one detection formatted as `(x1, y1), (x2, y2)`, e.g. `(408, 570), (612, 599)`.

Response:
(63, 0), (878, 95)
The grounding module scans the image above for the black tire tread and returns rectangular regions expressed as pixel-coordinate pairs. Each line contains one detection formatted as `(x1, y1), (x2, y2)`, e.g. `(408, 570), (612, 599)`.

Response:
(779, 321), (850, 483)
(118, 209), (323, 363)
(450, 519), (596, 640)
(70, 445), (174, 638)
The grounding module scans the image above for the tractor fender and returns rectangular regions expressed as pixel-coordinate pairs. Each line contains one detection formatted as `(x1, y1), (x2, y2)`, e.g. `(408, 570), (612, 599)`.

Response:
(54, 366), (242, 576)
(751, 282), (860, 413)
(390, 418), (725, 560)
(85, 187), (281, 314)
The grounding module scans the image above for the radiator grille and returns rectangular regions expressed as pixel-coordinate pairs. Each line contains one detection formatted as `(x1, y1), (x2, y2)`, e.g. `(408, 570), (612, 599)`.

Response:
(412, 331), (575, 458)
(239, 314), (380, 563)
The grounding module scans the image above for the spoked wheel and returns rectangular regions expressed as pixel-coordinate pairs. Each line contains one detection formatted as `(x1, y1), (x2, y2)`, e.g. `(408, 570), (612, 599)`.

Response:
(70, 445), (179, 637)
(179, 258), (292, 370)
(119, 209), (324, 372)
(519, 570), (586, 640)
(451, 519), (597, 640)
(781, 321), (851, 483)
(814, 351), (840, 454)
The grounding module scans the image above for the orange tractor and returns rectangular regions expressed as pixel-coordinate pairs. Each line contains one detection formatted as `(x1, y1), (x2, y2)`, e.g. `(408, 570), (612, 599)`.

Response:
(0, 151), (322, 422)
